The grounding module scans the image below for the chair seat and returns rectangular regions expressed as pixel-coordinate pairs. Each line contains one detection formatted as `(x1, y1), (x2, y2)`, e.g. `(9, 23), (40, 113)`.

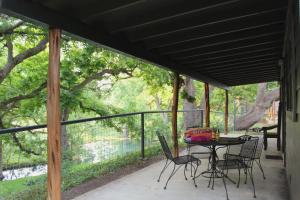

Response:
(217, 159), (250, 170)
(217, 159), (240, 170)
(173, 155), (198, 165)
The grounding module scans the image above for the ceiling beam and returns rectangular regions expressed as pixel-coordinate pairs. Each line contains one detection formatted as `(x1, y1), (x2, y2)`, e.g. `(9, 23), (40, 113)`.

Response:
(206, 62), (277, 73)
(198, 58), (278, 70)
(82, 0), (145, 21)
(144, 13), (285, 49)
(160, 31), (283, 55)
(177, 48), (281, 64)
(173, 40), (282, 60)
(211, 68), (279, 76)
(218, 75), (279, 84)
(181, 53), (280, 66)
(107, 0), (239, 33)
(214, 74), (279, 82)
(155, 23), (284, 52)
(228, 79), (279, 86)
(0, 0), (229, 89)
(128, 4), (286, 41)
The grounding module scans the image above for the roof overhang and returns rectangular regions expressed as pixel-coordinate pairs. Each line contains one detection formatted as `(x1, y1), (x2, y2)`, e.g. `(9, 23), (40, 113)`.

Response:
(0, 0), (288, 89)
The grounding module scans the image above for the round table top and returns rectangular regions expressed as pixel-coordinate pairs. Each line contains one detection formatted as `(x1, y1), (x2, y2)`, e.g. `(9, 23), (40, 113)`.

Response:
(184, 137), (245, 146)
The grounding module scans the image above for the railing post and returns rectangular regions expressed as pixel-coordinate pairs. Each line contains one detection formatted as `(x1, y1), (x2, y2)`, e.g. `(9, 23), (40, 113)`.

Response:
(141, 112), (145, 159)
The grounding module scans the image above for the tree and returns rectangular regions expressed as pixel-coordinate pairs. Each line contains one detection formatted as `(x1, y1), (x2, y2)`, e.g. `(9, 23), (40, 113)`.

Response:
(0, 16), (48, 180)
(235, 83), (279, 130)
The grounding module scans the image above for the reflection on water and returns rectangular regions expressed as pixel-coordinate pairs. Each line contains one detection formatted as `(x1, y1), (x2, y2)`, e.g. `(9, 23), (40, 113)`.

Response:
(3, 165), (47, 181)
(80, 139), (140, 163)
(3, 138), (142, 181)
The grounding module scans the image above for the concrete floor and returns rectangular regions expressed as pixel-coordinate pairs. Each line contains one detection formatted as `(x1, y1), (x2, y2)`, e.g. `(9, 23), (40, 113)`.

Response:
(73, 138), (289, 200)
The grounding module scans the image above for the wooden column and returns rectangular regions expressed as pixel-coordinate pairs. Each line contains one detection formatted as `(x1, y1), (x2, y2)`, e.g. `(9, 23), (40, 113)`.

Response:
(204, 83), (210, 127)
(224, 90), (229, 134)
(172, 72), (180, 157)
(47, 28), (61, 200)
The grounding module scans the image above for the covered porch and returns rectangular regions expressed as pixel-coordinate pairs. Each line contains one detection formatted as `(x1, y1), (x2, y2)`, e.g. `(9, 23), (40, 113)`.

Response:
(73, 139), (288, 200)
(0, 0), (298, 200)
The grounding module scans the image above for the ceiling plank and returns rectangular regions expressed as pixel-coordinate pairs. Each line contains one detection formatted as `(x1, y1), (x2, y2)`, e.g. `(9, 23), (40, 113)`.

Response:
(128, 2), (286, 41)
(0, 0), (229, 89)
(106, 0), (240, 33)
(173, 40), (282, 60)
(197, 58), (278, 70)
(181, 52), (280, 66)
(144, 13), (286, 49)
(160, 31), (283, 55)
(206, 62), (277, 73)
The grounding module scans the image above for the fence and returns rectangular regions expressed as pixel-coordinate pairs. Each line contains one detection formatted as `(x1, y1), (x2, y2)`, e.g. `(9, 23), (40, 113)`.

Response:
(0, 109), (214, 199)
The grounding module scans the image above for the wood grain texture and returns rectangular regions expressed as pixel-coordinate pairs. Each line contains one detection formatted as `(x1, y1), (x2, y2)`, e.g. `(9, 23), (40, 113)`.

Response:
(47, 28), (61, 200)
(225, 90), (229, 134)
(172, 72), (179, 157)
(205, 83), (210, 127)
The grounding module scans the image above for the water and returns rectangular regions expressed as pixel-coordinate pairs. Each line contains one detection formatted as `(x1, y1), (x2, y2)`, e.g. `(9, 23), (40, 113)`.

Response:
(3, 165), (47, 181)
(2, 138), (141, 181)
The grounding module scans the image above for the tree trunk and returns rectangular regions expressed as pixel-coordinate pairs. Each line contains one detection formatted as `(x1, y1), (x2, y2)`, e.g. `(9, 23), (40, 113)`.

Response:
(0, 139), (3, 181)
(154, 95), (169, 124)
(235, 83), (279, 130)
(0, 117), (4, 181)
(183, 77), (199, 129)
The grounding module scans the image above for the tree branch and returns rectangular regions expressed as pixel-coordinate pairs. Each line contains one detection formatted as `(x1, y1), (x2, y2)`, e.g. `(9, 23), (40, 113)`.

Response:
(11, 133), (40, 156)
(0, 20), (24, 36)
(0, 38), (48, 84)
(0, 82), (47, 109)
(71, 68), (133, 91)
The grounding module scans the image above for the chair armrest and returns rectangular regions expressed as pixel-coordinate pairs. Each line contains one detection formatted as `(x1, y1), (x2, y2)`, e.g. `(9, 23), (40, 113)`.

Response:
(261, 124), (278, 131)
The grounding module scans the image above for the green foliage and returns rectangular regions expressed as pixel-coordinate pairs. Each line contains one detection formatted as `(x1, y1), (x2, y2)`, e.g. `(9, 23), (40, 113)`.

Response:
(0, 146), (162, 200)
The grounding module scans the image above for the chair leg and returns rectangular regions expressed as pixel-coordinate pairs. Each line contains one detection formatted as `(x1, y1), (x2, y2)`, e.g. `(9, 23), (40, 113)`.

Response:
(184, 164), (188, 180)
(193, 161), (199, 187)
(244, 168), (248, 184)
(248, 167), (256, 198)
(164, 164), (182, 189)
(222, 175), (229, 200)
(237, 166), (241, 188)
(190, 159), (193, 177)
(255, 159), (266, 179)
(157, 159), (171, 182)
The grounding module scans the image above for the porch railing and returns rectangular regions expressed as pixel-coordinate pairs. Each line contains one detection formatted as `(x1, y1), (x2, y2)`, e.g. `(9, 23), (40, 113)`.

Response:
(0, 109), (237, 199)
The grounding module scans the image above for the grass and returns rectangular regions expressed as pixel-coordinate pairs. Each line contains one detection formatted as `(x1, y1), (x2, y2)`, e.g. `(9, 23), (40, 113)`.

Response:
(0, 145), (162, 200)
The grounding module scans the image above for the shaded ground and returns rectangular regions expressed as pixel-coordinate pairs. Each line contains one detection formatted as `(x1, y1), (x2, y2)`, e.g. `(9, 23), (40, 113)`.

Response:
(63, 155), (164, 200)
(72, 137), (288, 200)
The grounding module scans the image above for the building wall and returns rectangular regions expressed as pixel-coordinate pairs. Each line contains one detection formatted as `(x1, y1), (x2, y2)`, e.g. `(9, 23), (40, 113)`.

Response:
(284, 1), (300, 200)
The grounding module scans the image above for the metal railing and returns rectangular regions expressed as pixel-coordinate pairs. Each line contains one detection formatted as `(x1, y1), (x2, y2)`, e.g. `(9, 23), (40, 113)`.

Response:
(0, 109), (239, 199)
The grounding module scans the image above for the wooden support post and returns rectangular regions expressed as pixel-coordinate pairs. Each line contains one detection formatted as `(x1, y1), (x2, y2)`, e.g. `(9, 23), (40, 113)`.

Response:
(225, 90), (229, 134)
(47, 28), (61, 200)
(172, 72), (180, 157)
(204, 83), (210, 127)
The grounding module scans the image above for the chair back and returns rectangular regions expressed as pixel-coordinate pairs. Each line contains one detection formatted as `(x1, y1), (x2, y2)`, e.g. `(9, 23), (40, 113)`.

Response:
(240, 136), (259, 160)
(254, 136), (264, 159)
(156, 132), (173, 160)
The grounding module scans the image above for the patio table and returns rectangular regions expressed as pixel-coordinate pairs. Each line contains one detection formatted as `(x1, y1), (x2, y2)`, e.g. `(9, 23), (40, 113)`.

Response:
(185, 137), (245, 200)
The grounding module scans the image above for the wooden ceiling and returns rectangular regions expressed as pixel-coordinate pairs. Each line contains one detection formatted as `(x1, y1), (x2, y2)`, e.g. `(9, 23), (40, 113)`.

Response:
(0, 0), (288, 88)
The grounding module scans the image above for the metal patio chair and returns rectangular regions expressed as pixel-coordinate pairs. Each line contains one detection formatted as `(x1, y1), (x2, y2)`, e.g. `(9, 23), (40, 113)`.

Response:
(224, 135), (266, 180)
(217, 136), (259, 198)
(156, 132), (200, 189)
